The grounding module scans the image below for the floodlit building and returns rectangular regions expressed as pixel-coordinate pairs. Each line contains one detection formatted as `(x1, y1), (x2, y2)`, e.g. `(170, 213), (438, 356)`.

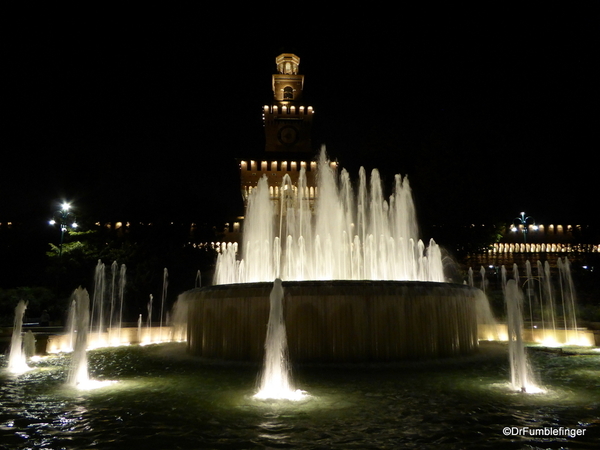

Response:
(239, 53), (328, 209)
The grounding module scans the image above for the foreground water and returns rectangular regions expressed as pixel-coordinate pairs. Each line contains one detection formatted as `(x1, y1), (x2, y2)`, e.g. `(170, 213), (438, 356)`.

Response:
(1, 342), (599, 449)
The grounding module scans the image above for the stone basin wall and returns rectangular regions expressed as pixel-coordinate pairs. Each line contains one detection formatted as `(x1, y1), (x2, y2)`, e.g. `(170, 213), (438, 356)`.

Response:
(185, 281), (479, 362)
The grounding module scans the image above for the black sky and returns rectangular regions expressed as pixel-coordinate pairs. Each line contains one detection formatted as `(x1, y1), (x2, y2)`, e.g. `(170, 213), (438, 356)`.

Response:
(4, 9), (598, 228)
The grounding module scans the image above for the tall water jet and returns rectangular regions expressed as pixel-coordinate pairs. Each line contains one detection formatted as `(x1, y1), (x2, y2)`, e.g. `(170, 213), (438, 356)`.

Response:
(91, 260), (106, 347)
(8, 300), (29, 374)
(117, 263), (126, 344)
(475, 289), (500, 341)
(170, 295), (189, 342)
(479, 266), (487, 293)
(525, 260), (535, 326)
(540, 261), (558, 342)
(145, 295), (153, 343)
(109, 261), (118, 338)
(23, 331), (36, 359)
(255, 279), (303, 400)
(505, 280), (539, 393)
(68, 288), (90, 387)
(159, 268), (168, 341)
(65, 298), (76, 351)
(558, 258), (580, 344)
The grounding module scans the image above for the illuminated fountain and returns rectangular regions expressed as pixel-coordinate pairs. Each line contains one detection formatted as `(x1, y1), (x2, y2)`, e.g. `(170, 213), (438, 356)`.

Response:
(188, 150), (480, 363)
(23, 331), (36, 359)
(47, 263), (180, 353)
(512, 259), (592, 347)
(254, 279), (305, 400)
(215, 150), (444, 284)
(67, 288), (90, 386)
(528, 258), (591, 346)
(66, 287), (118, 390)
(505, 279), (540, 393)
(473, 260), (594, 346)
(7, 300), (30, 374)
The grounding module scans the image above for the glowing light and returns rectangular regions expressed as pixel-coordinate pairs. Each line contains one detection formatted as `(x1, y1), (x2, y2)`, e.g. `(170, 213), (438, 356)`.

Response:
(254, 388), (308, 401)
(539, 338), (561, 347)
(7, 360), (32, 375)
(520, 384), (546, 394)
(74, 379), (119, 391)
(566, 335), (595, 346)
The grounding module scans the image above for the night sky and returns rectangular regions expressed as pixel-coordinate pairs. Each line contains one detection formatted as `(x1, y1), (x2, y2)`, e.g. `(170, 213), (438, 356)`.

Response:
(4, 9), (598, 229)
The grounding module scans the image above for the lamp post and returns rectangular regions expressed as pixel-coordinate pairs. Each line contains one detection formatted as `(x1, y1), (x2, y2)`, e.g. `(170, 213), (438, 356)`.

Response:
(49, 202), (77, 257)
(511, 211), (538, 244)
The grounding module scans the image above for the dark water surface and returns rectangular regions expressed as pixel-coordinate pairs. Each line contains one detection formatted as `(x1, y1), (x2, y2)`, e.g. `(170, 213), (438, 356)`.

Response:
(1, 342), (599, 449)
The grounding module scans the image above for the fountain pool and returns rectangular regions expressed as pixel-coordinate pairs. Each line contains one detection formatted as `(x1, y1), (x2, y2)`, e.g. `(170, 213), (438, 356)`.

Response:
(1, 342), (598, 449)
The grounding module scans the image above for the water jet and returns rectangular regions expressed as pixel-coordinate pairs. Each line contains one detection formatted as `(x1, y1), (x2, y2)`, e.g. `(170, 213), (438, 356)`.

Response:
(7, 300), (30, 374)
(254, 279), (305, 400)
(67, 287), (90, 386)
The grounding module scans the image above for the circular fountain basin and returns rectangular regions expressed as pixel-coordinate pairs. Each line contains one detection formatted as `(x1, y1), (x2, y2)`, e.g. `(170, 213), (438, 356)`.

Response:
(185, 280), (479, 362)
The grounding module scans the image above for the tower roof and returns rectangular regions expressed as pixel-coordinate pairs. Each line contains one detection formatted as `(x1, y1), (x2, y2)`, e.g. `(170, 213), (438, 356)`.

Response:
(276, 53), (300, 74)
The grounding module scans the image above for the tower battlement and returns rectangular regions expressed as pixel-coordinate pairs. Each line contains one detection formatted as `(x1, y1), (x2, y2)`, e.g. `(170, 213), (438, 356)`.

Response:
(262, 104), (314, 117)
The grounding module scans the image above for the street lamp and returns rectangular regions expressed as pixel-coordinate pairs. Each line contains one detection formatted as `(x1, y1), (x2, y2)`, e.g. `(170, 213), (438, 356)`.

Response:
(511, 211), (538, 243)
(49, 201), (77, 257)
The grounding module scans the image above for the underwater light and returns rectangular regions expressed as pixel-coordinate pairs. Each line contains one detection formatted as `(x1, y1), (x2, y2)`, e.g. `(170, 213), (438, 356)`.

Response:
(74, 379), (119, 391)
(254, 388), (308, 401)
(520, 384), (546, 394)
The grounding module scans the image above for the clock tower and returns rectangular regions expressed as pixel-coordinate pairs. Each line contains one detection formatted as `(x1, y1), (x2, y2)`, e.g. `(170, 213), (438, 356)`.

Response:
(239, 53), (323, 206)
(264, 53), (314, 153)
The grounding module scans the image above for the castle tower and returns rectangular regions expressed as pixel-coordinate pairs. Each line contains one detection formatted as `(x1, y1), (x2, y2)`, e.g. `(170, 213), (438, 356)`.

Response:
(264, 53), (313, 153)
(240, 53), (326, 207)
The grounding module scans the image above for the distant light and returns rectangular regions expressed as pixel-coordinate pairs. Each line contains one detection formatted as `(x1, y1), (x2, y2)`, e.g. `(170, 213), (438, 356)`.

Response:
(72, 222), (78, 229)
(49, 219), (56, 225)
(61, 202), (71, 211)
(511, 226), (517, 232)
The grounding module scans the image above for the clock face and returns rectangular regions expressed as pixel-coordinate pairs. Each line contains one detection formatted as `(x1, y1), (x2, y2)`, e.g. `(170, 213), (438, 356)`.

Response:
(278, 126), (298, 146)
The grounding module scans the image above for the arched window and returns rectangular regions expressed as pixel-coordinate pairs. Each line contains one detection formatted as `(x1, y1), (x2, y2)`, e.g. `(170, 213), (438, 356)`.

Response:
(283, 86), (293, 100)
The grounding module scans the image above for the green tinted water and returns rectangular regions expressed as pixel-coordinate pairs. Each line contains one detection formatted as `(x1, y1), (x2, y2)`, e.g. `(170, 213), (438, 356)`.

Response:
(1, 342), (599, 449)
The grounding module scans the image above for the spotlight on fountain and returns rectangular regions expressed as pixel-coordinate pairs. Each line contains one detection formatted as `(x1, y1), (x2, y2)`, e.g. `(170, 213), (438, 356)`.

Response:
(254, 279), (306, 401)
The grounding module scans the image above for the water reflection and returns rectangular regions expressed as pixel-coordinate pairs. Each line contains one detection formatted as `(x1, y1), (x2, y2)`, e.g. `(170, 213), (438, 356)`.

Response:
(1, 342), (599, 449)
